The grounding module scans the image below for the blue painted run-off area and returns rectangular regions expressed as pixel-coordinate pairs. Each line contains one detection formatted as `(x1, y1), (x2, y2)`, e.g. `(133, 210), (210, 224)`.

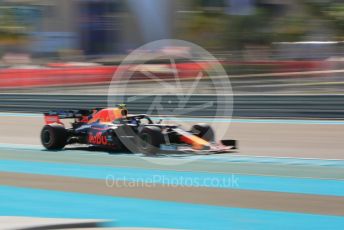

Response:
(1, 186), (344, 230)
(1, 159), (344, 196)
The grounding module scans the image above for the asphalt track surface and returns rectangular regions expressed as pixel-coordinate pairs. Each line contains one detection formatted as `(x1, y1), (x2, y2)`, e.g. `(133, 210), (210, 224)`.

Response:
(1, 113), (344, 158)
(0, 113), (344, 229)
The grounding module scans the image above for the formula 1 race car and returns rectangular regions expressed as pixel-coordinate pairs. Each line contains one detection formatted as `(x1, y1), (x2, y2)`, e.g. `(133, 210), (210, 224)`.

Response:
(40, 105), (237, 155)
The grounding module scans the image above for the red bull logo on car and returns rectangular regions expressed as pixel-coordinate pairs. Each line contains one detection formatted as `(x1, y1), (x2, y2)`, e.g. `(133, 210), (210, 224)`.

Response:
(88, 132), (108, 145)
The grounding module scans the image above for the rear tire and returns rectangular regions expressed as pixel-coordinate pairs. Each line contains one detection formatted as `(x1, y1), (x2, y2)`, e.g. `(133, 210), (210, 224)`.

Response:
(191, 123), (215, 142)
(41, 125), (67, 150)
(138, 126), (163, 155)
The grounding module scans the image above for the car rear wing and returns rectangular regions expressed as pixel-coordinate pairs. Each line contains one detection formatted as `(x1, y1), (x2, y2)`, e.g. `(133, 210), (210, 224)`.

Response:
(43, 109), (102, 125)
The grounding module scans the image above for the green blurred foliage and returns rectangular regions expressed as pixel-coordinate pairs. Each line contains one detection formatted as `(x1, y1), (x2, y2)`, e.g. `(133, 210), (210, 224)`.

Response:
(176, 2), (305, 50)
(176, 12), (228, 50)
(303, 0), (344, 39)
(176, 0), (343, 50)
(272, 17), (308, 42)
(0, 7), (26, 43)
(324, 3), (344, 39)
(0, 6), (40, 44)
(224, 9), (274, 50)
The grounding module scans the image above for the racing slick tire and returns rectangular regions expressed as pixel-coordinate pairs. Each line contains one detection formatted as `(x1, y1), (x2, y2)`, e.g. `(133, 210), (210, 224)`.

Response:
(41, 125), (68, 150)
(191, 123), (215, 142)
(138, 126), (164, 155)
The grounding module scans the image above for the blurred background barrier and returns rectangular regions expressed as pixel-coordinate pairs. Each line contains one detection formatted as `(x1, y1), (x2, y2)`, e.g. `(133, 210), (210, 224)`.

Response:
(0, 66), (116, 88)
(1, 94), (344, 119)
(0, 0), (342, 118)
(1, 68), (344, 95)
(0, 59), (337, 89)
(0, 62), (211, 88)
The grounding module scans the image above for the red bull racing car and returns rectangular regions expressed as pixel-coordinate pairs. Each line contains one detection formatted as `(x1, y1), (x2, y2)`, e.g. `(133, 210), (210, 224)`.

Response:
(40, 105), (237, 155)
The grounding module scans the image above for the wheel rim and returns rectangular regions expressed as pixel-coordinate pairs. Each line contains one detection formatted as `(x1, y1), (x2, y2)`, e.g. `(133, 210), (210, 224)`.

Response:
(140, 133), (151, 149)
(42, 130), (52, 145)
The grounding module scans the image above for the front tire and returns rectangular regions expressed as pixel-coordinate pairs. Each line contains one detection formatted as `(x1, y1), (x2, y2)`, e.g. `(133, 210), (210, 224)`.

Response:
(191, 123), (215, 142)
(41, 125), (67, 150)
(138, 126), (163, 155)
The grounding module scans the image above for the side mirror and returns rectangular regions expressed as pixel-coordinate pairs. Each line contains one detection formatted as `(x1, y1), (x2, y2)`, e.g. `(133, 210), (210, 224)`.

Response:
(157, 119), (163, 124)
